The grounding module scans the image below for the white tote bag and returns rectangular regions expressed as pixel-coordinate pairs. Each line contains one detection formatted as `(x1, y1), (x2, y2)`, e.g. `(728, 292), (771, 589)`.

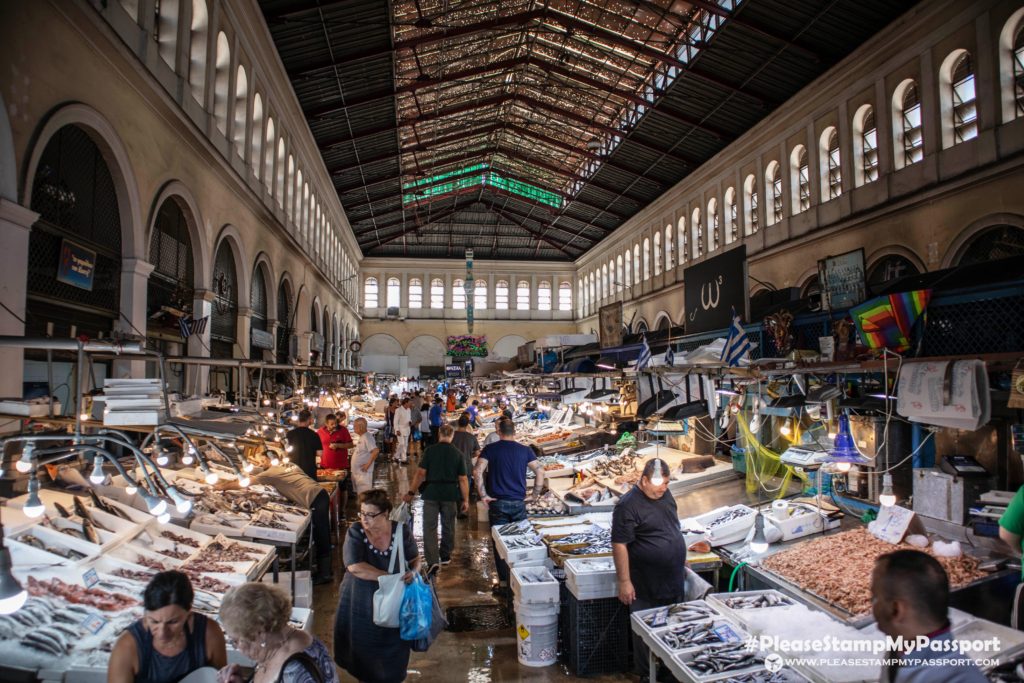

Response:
(372, 522), (407, 628)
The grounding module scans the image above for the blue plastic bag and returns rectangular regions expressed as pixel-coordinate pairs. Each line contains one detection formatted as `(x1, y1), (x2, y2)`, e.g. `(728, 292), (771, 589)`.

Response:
(399, 575), (433, 641)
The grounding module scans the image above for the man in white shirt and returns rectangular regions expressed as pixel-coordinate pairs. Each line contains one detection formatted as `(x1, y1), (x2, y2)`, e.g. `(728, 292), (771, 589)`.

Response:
(350, 417), (379, 493)
(394, 396), (413, 464)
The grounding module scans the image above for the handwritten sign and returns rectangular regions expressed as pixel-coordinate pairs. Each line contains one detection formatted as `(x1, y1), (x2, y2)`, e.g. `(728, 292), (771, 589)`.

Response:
(683, 245), (747, 334)
(819, 249), (866, 311)
(82, 567), (100, 588)
(56, 239), (96, 291)
(871, 504), (916, 544)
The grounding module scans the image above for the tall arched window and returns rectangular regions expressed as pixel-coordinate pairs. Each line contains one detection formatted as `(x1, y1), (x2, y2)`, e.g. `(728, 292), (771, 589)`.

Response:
(820, 127), (841, 201)
(250, 265), (268, 359)
(515, 280), (530, 309)
(677, 217), (687, 261)
(285, 154), (295, 217)
(665, 225), (674, 269)
(577, 280), (584, 316)
(210, 241), (238, 359)
(495, 280), (509, 309)
(251, 94), (263, 179)
(724, 189), (737, 244)
(642, 238), (651, 280)
(589, 273), (596, 310)
(790, 146), (809, 212)
(453, 278), (466, 308)
(691, 208), (703, 259)
(653, 232), (662, 275)
(623, 250), (631, 288)
(601, 264), (609, 300)
(743, 174), (758, 235)
(232, 64), (248, 154)
(558, 282), (572, 311)
(765, 161), (782, 226)
(429, 278), (444, 308)
(616, 255), (624, 291)
(408, 278), (422, 308)
(189, 0), (208, 104)
(707, 199), (719, 252)
(386, 277), (400, 308)
(362, 278), (377, 308)
(157, 0), (179, 68)
(474, 279), (487, 309)
(213, 32), (230, 134)
(275, 138), (286, 206)
(853, 105), (879, 185)
(538, 281), (552, 310)
(147, 199), (194, 332)
(892, 80), (923, 169)
(633, 244), (641, 284)
(950, 51), (978, 145)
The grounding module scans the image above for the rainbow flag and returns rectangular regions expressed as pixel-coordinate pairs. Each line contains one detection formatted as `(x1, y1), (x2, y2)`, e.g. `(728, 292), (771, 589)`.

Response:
(850, 289), (931, 351)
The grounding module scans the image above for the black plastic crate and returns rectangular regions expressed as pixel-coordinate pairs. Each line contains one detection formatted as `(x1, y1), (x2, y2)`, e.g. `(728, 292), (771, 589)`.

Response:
(563, 593), (631, 676)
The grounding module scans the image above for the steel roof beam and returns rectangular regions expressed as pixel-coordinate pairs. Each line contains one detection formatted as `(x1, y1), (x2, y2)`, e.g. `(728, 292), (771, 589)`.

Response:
(680, 0), (822, 62)
(491, 208), (580, 257)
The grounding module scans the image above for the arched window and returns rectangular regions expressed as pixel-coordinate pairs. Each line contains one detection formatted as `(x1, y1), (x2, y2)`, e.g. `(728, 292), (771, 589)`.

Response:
(157, 0), (179, 68)
(765, 161), (782, 226)
(495, 280), (509, 310)
(665, 225), (674, 269)
(743, 174), (758, 235)
(957, 226), (1024, 265)
(577, 280), (584, 316)
(285, 154), (294, 216)
(867, 255), (921, 293)
(642, 238), (651, 280)
(251, 94), (263, 179)
(363, 277), (378, 308)
(188, 0), (208, 103)
(616, 255), (624, 291)
(892, 80), (923, 169)
(147, 199), (194, 327)
(820, 127), (841, 201)
(623, 250), (631, 287)
(515, 280), (530, 309)
(790, 146), (810, 213)
(950, 52), (978, 145)
(232, 64), (248, 154)
(250, 265), (268, 358)
(707, 199), (719, 252)
(677, 217), (687, 261)
(633, 244), (641, 284)
(589, 273), (596, 309)
(429, 278), (444, 308)
(275, 138), (286, 206)
(601, 264), (609, 300)
(724, 189), (737, 244)
(539, 281), (552, 310)
(386, 277), (400, 309)
(210, 241), (238, 359)
(653, 232), (662, 275)
(408, 278), (422, 308)
(1000, 13), (1024, 121)
(558, 282), (572, 311)
(474, 279), (488, 309)
(276, 280), (292, 364)
(453, 278), (466, 308)
(213, 32), (230, 135)
(691, 208), (703, 258)
(853, 105), (879, 186)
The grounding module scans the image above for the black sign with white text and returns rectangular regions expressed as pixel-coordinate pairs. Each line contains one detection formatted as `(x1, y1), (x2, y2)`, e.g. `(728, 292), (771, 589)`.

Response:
(683, 245), (748, 334)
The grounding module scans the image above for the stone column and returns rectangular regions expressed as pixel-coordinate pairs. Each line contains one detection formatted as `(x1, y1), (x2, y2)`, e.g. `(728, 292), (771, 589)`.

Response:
(111, 256), (155, 379)
(236, 306), (252, 359)
(0, 200), (37, 430)
(187, 289), (215, 396)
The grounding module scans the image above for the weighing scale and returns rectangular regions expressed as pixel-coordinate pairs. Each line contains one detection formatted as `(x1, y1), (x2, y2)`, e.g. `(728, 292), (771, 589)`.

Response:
(939, 455), (989, 477)
(779, 446), (830, 467)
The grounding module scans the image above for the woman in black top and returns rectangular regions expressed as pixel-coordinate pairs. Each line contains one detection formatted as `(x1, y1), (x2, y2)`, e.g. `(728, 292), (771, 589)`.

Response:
(108, 571), (227, 683)
(334, 490), (420, 683)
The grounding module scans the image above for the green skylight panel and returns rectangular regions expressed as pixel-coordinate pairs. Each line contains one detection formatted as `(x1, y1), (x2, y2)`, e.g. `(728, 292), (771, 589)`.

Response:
(402, 166), (562, 208)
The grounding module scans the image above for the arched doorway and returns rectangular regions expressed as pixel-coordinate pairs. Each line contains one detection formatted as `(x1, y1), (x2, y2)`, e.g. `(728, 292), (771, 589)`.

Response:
(250, 262), (269, 360)
(210, 240), (238, 359)
(276, 278), (293, 365)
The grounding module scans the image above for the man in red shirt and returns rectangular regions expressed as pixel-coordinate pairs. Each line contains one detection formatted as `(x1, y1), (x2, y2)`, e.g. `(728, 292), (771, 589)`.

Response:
(318, 412), (355, 515)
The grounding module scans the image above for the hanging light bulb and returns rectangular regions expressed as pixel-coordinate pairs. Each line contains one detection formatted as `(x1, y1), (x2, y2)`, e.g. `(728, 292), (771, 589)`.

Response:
(649, 459), (666, 486)
(749, 513), (769, 554)
(263, 399), (271, 406)
(22, 475), (45, 518)
(181, 450), (195, 466)
(270, 454), (281, 466)
(779, 419), (792, 437)
(89, 459), (106, 485)
(15, 444), (35, 474)
(167, 486), (193, 514)
(204, 470), (220, 485)
(749, 410), (761, 433)
(238, 476), (251, 488)
(243, 462), (254, 473)
(267, 411), (275, 419)
(140, 490), (167, 517)
(157, 512), (172, 524)
(285, 444), (294, 453)
(79, 411), (90, 422)
(879, 473), (896, 507)
(155, 449), (170, 467)
(0, 539), (27, 615)
(125, 482), (138, 495)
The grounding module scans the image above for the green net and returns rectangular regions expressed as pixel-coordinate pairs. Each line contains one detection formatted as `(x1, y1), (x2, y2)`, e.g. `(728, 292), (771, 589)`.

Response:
(736, 413), (810, 499)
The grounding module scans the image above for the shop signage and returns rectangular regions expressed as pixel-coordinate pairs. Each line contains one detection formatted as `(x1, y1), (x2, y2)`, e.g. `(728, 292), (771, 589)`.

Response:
(310, 332), (324, 352)
(445, 364), (463, 378)
(250, 328), (275, 350)
(599, 301), (623, 349)
(818, 248), (866, 311)
(56, 238), (96, 291)
(447, 334), (487, 357)
(683, 245), (748, 334)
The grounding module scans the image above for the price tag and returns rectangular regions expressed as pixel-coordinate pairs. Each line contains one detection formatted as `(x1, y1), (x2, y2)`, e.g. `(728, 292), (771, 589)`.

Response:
(80, 612), (108, 635)
(82, 568), (100, 588)
(871, 504), (915, 544)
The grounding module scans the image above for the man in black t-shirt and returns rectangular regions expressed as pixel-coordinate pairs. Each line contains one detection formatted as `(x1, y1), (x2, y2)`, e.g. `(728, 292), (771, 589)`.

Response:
(286, 409), (323, 480)
(611, 458), (687, 675)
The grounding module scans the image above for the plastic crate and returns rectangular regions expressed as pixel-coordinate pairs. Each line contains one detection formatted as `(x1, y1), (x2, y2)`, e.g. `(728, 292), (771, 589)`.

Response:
(562, 593), (631, 676)
(511, 566), (560, 605)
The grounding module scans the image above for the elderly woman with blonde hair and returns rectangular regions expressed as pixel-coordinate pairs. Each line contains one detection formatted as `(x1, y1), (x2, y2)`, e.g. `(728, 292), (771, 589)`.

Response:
(216, 583), (336, 683)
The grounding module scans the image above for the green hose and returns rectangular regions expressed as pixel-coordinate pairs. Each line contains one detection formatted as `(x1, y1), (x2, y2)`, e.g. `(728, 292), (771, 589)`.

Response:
(728, 561), (748, 592)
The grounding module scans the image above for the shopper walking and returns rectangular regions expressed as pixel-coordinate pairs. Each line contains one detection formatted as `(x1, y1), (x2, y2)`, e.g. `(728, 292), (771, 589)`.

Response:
(451, 414), (481, 516)
(428, 397), (444, 445)
(611, 458), (687, 674)
(350, 417), (380, 494)
(286, 409), (322, 480)
(393, 397), (412, 464)
(403, 425), (469, 570)
(334, 490), (420, 683)
(474, 419), (546, 593)
(408, 397), (424, 459)
(446, 390), (457, 414)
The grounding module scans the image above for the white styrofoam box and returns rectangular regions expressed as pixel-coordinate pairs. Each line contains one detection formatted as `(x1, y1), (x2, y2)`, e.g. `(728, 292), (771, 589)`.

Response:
(632, 600), (724, 635)
(690, 504), (755, 547)
(103, 409), (166, 426)
(565, 577), (617, 601)
(263, 571), (312, 609)
(495, 533), (547, 566)
(511, 566), (559, 605)
(0, 399), (61, 416)
(563, 556), (617, 600)
(671, 642), (764, 682)
(706, 589), (797, 621)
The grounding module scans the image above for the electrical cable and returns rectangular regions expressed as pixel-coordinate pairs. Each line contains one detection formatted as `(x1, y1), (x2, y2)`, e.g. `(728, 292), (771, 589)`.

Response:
(0, 299), (26, 325)
(728, 561), (748, 592)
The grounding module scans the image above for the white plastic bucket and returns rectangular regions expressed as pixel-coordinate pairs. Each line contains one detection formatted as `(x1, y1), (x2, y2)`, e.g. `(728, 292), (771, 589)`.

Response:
(515, 609), (558, 667)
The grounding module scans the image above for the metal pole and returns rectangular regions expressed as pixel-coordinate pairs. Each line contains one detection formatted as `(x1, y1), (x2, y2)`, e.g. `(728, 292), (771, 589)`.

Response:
(0, 336), (145, 353)
(75, 340), (85, 436)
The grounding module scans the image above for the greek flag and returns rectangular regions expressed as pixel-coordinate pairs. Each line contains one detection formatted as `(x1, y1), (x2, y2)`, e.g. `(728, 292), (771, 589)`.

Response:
(663, 344), (675, 366)
(178, 315), (208, 339)
(636, 333), (652, 370)
(720, 310), (752, 366)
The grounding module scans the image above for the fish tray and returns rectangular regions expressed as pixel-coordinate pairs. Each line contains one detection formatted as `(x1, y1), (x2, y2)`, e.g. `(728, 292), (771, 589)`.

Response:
(691, 504), (756, 547)
(632, 600), (724, 639)
(495, 533), (548, 566)
(563, 557), (617, 600)
(548, 545), (612, 568)
(650, 618), (749, 657)
(671, 643), (766, 682)
(706, 590), (797, 623)
(701, 667), (810, 682)
(511, 566), (560, 605)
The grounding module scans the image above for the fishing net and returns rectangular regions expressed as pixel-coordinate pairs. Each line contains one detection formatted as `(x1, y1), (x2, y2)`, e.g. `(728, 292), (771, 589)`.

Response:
(736, 414), (810, 499)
